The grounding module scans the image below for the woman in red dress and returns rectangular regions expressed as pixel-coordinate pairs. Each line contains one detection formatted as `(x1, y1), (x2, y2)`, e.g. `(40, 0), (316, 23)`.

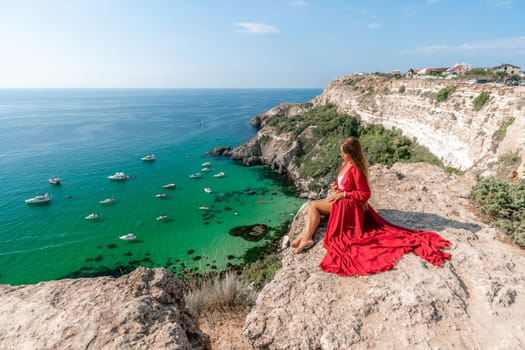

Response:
(291, 137), (451, 276)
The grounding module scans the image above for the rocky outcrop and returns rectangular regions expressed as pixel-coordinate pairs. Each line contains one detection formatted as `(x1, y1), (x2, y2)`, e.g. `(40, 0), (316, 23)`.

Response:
(314, 76), (525, 174)
(244, 163), (525, 349)
(232, 75), (525, 178)
(0, 267), (209, 350)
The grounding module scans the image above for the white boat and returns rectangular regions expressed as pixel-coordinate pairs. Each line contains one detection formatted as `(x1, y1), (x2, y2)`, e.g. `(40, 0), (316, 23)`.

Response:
(199, 206), (209, 210)
(119, 233), (136, 240)
(201, 167), (210, 172)
(163, 183), (176, 189)
(48, 178), (61, 185)
(155, 193), (168, 198)
(85, 213), (99, 220)
(156, 214), (168, 221)
(141, 154), (156, 161)
(108, 172), (129, 181)
(204, 187), (212, 193)
(100, 197), (115, 204)
(25, 193), (51, 204)
(189, 173), (202, 179)
(213, 172), (225, 178)
(201, 161), (211, 167)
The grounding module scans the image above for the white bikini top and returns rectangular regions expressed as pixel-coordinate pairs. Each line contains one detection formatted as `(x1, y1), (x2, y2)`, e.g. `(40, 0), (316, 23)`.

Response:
(337, 174), (344, 190)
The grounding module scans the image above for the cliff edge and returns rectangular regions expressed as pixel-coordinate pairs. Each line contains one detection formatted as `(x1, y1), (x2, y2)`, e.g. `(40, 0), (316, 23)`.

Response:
(244, 163), (525, 349)
(0, 267), (209, 350)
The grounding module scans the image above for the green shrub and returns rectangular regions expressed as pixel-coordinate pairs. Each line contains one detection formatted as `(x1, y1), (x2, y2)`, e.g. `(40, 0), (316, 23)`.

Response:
(241, 254), (282, 291)
(399, 85), (406, 93)
(473, 91), (490, 111)
(435, 86), (456, 102)
(470, 177), (525, 247)
(499, 150), (521, 166)
(267, 105), (443, 184)
(493, 117), (515, 142)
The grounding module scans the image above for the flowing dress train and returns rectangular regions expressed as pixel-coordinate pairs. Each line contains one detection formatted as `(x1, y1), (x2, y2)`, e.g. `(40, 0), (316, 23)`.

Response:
(319, 165), (451, 276)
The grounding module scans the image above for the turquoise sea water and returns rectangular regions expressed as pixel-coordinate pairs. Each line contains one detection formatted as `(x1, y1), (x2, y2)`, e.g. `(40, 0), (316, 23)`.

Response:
(0, 88), (321, 285)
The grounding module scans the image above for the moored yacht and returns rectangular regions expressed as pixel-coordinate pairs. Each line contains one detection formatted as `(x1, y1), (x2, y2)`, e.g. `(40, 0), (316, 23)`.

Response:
(48, 178), (61, 185)
(141, 154), (156, 161)
(213, 172), (225, 178)
(100, 197), (115, 204)
(107, 172), (129, 181)
(119, 233), (136, 240)
(163, 183), (176, 189)
(189, 173), (201, 179)
(85, 213), (99, 220)
(25, 193), (51, 204)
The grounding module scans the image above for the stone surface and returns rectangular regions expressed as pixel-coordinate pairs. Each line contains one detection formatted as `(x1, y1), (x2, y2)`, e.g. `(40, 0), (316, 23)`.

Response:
(0, 267), (209, 350)
(243, 163), (525, 349)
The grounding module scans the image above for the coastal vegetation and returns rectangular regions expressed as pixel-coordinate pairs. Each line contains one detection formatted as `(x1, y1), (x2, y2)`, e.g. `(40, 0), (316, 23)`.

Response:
(435, 86), (456, 103)
(493, 117), (515, 142)
(398, 85), (406, 93)
(470, 177), (525, 247)
(267, 104), (443, 190)
(473, 91), (490, 111)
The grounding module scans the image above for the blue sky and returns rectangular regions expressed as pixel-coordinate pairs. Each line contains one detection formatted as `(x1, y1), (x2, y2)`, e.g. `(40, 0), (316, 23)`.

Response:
(0, 0), (523, 88)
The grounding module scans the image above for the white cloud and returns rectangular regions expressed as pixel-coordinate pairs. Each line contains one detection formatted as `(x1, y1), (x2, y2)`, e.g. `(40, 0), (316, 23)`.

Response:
(291, 0), (309, 8)
(233, 22), (279, 34)
(410, 36), (525, 53)
(367, 22), (382, 29)
(488, 0), (512, 7)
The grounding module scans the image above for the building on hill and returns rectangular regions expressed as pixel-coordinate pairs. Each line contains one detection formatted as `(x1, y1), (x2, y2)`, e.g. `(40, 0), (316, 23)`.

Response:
(446, 63), (472, 76)
(490, 63), (521, 75)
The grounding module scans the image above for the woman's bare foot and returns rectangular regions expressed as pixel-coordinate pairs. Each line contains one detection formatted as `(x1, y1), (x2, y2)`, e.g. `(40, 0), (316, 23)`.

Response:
(291, 236), (302, 248)
(293, 239), (314, 254)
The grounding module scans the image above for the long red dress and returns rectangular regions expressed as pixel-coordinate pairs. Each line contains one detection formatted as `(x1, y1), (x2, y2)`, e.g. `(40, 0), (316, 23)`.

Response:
(319, 164), (451, 276)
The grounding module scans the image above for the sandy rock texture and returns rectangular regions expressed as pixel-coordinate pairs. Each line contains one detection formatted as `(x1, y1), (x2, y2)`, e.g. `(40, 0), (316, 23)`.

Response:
(244, 163), (525, 350)
(0, 267), (209, 350)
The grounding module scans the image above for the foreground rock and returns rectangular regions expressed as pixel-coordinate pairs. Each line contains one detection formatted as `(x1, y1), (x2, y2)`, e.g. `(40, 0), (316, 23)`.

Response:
(244, 163), (525, 349)
(0, 267), (209, 350)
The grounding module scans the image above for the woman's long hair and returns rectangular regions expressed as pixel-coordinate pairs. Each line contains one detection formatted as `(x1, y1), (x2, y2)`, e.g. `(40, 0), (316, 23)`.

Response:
(340, 137), (369, 182)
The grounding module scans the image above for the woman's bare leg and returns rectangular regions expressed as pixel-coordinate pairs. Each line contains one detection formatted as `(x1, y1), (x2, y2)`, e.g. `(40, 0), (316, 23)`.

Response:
(293, 200), (332, 253)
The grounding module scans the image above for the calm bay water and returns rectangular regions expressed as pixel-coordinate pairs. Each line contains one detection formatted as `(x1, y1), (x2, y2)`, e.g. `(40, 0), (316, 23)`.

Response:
(0, 88), (321, 285)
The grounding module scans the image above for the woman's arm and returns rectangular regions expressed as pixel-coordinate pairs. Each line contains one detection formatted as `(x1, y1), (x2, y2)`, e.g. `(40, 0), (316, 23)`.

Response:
(344, 166), (371, 204)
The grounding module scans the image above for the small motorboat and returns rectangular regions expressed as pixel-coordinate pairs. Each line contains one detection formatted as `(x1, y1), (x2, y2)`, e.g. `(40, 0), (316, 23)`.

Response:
(213, 172), (225, 178)
(85, 213), (99, 220)
(201, 167), (210, 172)
(199, 206), (209, 210)
(201, 161), (211, 167)
(141, 154), (156, 161)
(156, 214), (168, 221)
(99, 197), (115, 204)
(107, 172), (129, 181)
(48, 178), (61, 185)
(119, 233), (136, 240)
(189, 173), (201, 179)
(25, 193), (51, 204)
(163, 183), (176, 189)
(204, 187), (212, 193)
(155, 193), (168, 198)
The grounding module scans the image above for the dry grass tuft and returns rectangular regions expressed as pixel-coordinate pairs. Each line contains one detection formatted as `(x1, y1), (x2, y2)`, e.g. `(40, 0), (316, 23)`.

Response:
(185, 271), (257, 315)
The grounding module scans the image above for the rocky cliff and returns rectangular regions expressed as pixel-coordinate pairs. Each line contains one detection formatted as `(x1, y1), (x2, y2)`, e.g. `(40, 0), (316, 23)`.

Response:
(244, 163), (525, 349)
(0, 267), (209, 350)
(233, 75), (525, 182)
